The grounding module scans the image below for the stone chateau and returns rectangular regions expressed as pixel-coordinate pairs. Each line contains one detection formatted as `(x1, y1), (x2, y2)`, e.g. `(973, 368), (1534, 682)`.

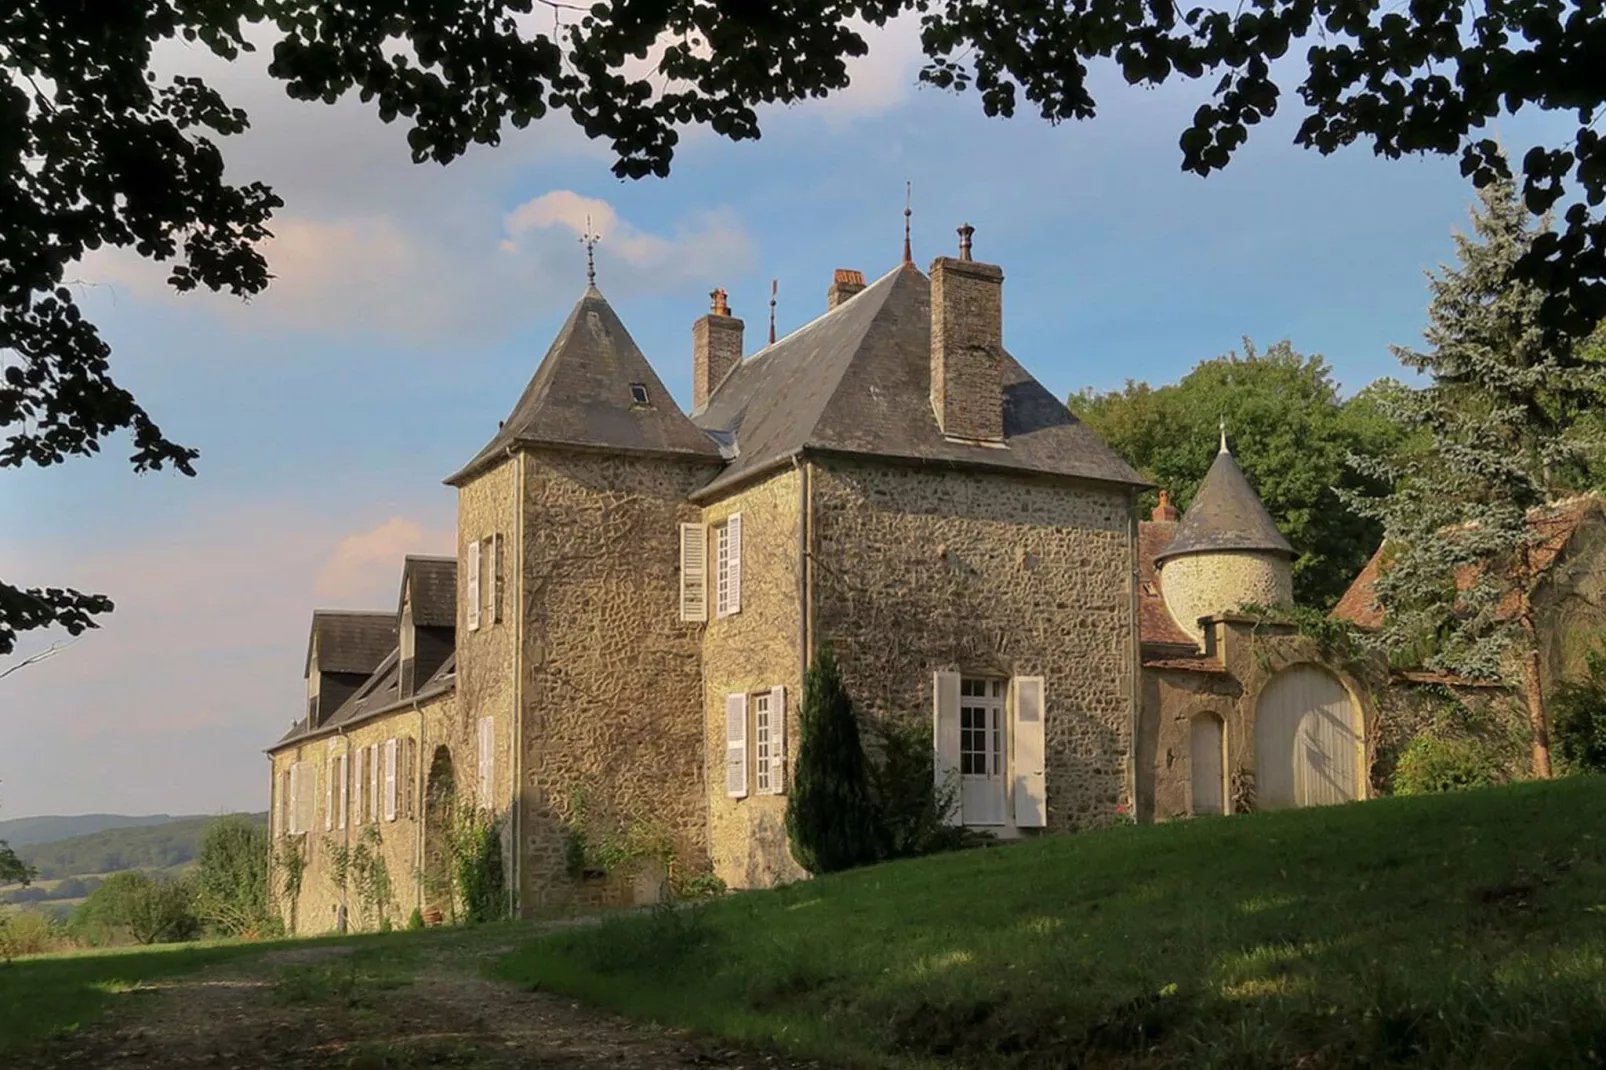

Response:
(268, 226), (1387, 931)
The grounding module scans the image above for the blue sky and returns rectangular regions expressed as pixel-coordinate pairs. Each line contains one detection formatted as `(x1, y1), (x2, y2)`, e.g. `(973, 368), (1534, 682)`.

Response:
(0, 18), (1575, 818)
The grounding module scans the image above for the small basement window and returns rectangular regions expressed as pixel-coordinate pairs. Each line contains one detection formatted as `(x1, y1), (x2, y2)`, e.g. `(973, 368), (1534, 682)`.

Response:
(629, 382), (650, 405)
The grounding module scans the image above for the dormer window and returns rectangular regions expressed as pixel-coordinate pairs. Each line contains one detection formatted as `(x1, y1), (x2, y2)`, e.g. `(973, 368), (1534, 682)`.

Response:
(629, 383), (650, 406)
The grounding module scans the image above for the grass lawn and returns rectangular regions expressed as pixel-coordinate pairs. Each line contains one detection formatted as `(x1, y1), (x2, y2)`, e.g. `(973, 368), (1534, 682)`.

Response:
(493, 777), (1606, 1069)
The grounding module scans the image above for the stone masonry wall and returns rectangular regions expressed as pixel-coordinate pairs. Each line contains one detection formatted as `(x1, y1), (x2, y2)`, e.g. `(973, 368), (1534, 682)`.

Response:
(929, 257), (1004, 442)
(1158, 551), (1292, 643)
(810, 458), (1137, 831)
(456, 459), (521, 909)
(518, 449), (718, 910)
(1135, 665), (1242, 823)
(268, 692), (457, 936)
(701, 466), (807, 890)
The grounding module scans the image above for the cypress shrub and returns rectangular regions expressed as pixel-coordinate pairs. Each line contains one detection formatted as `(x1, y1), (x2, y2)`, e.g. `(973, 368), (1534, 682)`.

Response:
(785, 646), (880, 874)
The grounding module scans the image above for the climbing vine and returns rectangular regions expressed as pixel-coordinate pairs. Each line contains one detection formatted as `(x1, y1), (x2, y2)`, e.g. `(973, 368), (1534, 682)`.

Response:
(561, 785), (721, 900)
(445, 802), (508, 924)
(323, 826), (395, 931)
(272, 835), (306, 936)
(1238, 602), (1385, 694)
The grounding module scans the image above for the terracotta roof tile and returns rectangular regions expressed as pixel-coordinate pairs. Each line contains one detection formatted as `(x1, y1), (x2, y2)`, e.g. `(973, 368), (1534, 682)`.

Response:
(1138, 520), (1199, 650)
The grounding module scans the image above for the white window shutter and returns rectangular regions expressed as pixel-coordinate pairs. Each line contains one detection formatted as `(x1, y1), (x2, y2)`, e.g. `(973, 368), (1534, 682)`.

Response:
(383, 738), (398, 822)
(726, 513), (742, 615)
(769, 685), (787, 794)
(353, 747), (365, 825)
(369, 744), (380, 822)
(1011, 676), (1048, 828)
(478, 716), (494, 808)
(725, 693), (749, 798)
(932, 672), (962, 826)
(679, 523), (708, 622)
(467, 538), (482, 632)
(325, 758), (334, 831)
(337, 754), (348, 831)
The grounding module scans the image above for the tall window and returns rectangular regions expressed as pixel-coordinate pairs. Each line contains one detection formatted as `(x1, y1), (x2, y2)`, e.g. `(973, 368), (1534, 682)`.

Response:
(959, 677), (1005, 777)
(754, 692), (773, 794)
(714, 521), (731, 617)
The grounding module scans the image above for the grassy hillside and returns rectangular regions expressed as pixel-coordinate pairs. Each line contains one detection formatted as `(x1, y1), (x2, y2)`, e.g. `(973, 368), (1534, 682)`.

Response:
(495, 777), (1606, 1069)
(0, 814), (206, 848)
(10, 813), (267, 882)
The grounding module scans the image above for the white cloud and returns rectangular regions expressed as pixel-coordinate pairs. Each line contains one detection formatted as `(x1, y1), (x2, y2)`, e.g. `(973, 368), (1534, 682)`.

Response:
(0, 505), (451, 816)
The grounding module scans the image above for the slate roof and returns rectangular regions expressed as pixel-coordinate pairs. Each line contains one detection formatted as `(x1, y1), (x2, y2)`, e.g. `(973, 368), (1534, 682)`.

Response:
(1331, 494), (1603, 630)
(273, 650), (458, 749)
(690, 264), (1147, 498)
(400, 556), (456, 627)
(1154, 445), (1294, 563)
(1138, 520), (1201, 651)
(304, 611), (398, 679)
(447, 286), (722, 484)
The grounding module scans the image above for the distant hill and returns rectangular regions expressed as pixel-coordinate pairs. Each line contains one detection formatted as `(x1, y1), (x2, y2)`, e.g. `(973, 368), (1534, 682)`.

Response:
(7, 812), (268, 883)
(0, 813), (208, 848)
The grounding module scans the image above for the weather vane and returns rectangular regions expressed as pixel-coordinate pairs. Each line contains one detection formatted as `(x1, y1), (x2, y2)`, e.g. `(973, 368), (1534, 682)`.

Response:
(902, 181), (913, 265)
(580, 215), (600, 287)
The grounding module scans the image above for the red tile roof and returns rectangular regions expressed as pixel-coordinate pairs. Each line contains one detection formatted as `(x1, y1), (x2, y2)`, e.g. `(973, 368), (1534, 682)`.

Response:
(1331, 495), (1602, 631)
(1138, 520), (1199, 651)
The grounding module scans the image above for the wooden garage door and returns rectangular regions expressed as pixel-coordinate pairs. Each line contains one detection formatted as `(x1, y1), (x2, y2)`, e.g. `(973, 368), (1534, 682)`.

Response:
(1254, 665), (1361, 810)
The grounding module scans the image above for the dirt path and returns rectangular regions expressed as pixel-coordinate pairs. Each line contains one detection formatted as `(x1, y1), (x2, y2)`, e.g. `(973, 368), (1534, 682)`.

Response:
(18, 941), (830, 1070)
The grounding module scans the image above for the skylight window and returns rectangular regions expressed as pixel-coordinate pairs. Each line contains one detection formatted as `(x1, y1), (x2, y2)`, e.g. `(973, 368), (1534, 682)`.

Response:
(629, 383), (649, 405)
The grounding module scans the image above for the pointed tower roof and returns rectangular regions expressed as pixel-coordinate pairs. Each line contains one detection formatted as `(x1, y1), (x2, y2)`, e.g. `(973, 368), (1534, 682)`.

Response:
(446, 286), (722, 484)
(1154, 438), (1294, 564)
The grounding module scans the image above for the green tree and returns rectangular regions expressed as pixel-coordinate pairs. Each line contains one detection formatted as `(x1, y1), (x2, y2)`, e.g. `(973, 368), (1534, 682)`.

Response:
(5, 0), (1606, 654)
(0, 795), (33, 888)
(1346, 172), (1606, 780)
(1071, 342), (1405, 607)
(785, 647), (880, 875)
(191, 816), (271, 937)
(72, 871), (198, 946)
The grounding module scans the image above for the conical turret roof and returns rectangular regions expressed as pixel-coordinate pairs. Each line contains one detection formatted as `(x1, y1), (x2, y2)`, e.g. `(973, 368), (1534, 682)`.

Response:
(1154, 439), (1294, 563)
(447, 285), (722, 484)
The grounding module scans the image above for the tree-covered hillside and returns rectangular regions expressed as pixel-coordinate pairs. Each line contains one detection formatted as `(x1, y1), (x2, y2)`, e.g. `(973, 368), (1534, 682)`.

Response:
(9, 814), (267, 883)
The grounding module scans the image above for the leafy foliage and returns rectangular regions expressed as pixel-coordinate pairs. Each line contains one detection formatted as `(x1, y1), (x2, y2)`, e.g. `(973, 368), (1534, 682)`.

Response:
(1391, 736), (1503, 796)
(70, 871), (198, 946)
(191, 816), (271, 937)
(17, 812), (265, 880)
(448, 805), (507, 925)
(0, 907), (68, 961)
(864, 716), (970, 861)
(785, 647), (883, 875)
(325, 825), (394, 931)
(1551, 645), (1606, 775)
(6, 0), (1606, 652)
(1344, 168), (1606, 777)
(1071, 342), (1406, 607)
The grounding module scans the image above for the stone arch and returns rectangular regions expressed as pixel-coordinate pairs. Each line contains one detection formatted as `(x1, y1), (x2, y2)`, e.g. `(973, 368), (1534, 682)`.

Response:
(1254, 663), (1364, 810)
(422, 744), (456, 916)
(1189, 711), (1227, 816)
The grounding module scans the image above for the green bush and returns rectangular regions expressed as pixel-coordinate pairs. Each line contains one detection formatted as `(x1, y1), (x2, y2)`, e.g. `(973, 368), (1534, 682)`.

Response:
(70, 871), (198, 946)
(1392, 735), (1502, 796)
(0, 908), (71, 960)
(407, 906), (425, 931)
(785, 647), (881, 875)
(450, 807), (507, 925)
(192, 816), (272, 937)
(865, 716), (970, 860)
(1551, 647), (1606, 774)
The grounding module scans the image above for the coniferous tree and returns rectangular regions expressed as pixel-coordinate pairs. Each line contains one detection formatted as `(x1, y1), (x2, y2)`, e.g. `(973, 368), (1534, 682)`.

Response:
(785, 646), (880, 875)
(1348, 171), (1606, 779)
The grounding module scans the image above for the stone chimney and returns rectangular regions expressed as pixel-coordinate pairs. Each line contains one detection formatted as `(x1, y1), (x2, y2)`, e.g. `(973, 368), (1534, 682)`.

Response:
(693, 288), (743, 410)
(1152, 489), (1179, 522)
(827, 268), (866, 310)
(929, 223), (1004, 442)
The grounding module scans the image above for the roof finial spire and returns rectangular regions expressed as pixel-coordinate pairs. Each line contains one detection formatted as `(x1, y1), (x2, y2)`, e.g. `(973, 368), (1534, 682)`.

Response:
(580, 216), (600, 287)
(902, 181), (912, 265)
(1219, 414), (1229, 454)
(768, 278), (778, 346)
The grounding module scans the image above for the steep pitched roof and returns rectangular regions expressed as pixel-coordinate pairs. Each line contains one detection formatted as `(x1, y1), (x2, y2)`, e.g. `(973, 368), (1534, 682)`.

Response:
(1331, 494), (1603, 630)
(1154, 446), (1294, 563)
(692, 264), (1146, 498)
(304, 611), (398, 678)
(1138, 520), (1200, 651)
(399, 556), (456, 627)
(447, 286), (721, 484)
(272, 650), (459, 749)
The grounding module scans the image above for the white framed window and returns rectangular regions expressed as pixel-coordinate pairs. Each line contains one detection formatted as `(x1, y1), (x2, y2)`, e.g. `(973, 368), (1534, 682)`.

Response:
(353, 746), (366, 826)
(467, 538), (482, 631)
(384, 738), (398, 822)
(336, 752), (348, 831)
(959, 677), (1006, 777)
(369, 743), (381, 822)
(754, 692), (772, 794)
(489, 534), (503, 624)
(714, 513), (742, 618)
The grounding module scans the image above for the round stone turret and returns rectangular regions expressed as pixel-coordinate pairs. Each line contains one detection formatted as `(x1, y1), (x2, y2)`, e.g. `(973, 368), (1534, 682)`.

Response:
(1154, 433), (1295, 642)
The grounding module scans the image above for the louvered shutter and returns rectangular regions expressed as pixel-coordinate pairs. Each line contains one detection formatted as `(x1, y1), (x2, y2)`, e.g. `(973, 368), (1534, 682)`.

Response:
(353, 746), (365, 825)
(325, 757), (335, 831)
(768, 685), (787, 794)
(369, 744), (380, 822)
(1011, 677), (1047, 828)
(726, 513), (742, 615)
(932, 672), (962, 826)
(679, 523), (708, 622)
(336, 754), (348, 830)
(725, 693), (748, 798)
(384, 738), (398, 821)
(478, 717), (494, 808)
(467, 538), (482, 631)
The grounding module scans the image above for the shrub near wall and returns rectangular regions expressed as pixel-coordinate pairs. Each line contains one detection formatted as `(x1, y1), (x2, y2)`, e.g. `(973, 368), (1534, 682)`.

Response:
(1372, 686), (1528, 794)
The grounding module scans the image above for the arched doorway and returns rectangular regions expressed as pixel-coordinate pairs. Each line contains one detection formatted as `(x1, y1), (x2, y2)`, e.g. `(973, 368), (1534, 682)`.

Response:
(423, 745), (456, 917)
(1254, 665), (1362, 810)
(1190, 713), (1226, 815)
